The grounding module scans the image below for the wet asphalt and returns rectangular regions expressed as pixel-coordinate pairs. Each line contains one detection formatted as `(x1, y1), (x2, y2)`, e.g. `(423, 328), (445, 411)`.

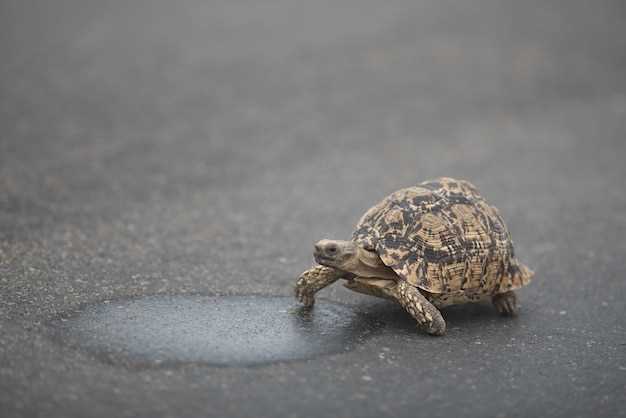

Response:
(1, 1), (625, 417)
(47, 295), (375, 368)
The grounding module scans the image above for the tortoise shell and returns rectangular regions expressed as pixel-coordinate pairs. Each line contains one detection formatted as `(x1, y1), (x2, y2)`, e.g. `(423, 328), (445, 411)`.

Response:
(352, 177), (533, 296)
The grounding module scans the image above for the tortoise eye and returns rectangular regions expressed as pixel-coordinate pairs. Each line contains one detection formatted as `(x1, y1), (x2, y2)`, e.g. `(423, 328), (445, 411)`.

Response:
(327, 245), (337, 254)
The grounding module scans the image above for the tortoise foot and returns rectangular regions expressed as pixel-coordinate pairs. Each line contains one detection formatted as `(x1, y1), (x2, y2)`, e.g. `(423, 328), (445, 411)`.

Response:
(492, 291), (518, 316)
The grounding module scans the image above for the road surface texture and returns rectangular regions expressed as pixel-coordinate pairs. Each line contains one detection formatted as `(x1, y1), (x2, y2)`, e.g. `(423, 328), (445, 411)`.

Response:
(1, 1), (625, 417)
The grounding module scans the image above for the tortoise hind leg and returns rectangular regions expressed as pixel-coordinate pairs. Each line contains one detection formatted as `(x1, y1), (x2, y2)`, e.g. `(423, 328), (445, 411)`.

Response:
(391, 281), (446, 336)
(492, 290), (518, 316)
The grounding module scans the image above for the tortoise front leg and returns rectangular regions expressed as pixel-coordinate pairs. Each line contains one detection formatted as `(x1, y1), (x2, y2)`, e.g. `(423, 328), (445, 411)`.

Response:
(295, 265), (344, 307)
(391, 281), (446, 336)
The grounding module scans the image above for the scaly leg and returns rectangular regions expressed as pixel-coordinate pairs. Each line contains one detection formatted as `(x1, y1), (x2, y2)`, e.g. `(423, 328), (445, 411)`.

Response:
(391, 281), (446, 336)
(492, 290), (518, 316)
(294, 265), (344, 307)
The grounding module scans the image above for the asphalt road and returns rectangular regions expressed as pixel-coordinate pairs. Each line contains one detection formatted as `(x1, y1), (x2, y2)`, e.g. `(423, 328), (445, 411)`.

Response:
(1, 1), (625, 417)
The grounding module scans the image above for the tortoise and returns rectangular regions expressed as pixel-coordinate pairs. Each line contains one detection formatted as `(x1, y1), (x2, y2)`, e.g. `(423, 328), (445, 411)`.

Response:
(294, 177), (533, 335)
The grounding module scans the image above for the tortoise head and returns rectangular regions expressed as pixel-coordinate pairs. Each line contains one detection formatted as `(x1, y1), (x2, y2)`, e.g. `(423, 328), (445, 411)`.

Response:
(313, 239), (358, 270)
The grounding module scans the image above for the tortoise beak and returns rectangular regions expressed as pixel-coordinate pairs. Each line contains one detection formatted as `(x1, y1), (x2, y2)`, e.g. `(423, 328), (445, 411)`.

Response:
(314, 240), (339, 259)
(314, 241), (336, 265)
(313, 249), (329, 264)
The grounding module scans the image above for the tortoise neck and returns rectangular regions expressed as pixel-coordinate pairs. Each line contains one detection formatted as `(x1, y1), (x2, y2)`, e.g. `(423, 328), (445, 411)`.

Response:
(343, 246), (398, 279)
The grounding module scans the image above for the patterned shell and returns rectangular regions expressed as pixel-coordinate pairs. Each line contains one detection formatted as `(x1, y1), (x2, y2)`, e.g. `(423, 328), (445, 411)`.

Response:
(352, 177), (533, 295)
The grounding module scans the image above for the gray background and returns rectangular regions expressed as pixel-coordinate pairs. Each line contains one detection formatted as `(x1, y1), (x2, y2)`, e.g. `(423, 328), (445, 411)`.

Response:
(1, 0), (625, 417)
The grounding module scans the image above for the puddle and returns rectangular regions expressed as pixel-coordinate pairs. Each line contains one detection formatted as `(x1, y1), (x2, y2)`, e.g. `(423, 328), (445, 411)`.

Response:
(48, 295), (376, 367)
